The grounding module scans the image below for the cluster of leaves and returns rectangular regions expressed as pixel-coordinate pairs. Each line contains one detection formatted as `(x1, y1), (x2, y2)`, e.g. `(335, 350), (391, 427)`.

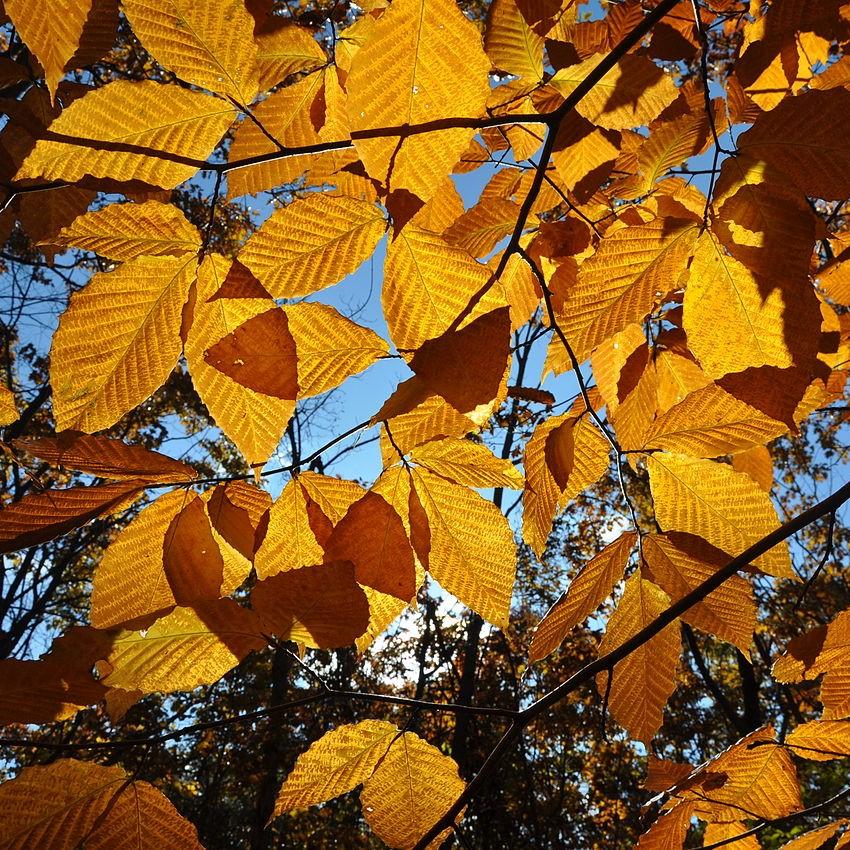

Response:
(3, 0), (850, 847)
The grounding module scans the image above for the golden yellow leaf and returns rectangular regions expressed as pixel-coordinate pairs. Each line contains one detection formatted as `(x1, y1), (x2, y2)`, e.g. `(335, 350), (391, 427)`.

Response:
(0, 479), (144, 556)
(684, 231), (805, 378)
(356, 467), (427, 651)
(14, 431), (197, 483)
(654, 347), (712, 415)
(251, 561), (370, 648)
(590, 323), (647, 416)
(90, 490), (209, 629)
(205, 480), (271, 561)
(647, 452), (791, 578)
(284, 302), (389, 398)
(47, 200), (201, 260)
(494, 252), (541, 331)
(551, 114), (620, 200)
(85, 778), (205, 850)
(778, 822), (846, 850)
(122, 0), (260, 104)
(16, 81), (236, 188)
(238, 194), (386, 298)
(731, 444), (773, 492)
(785, 720), (850, 761)
(529, 532), (636, 663)
(347, 0), (490, 201)
(324, 491), (416, 600)
(412, 467), (515, 628)
(410, 437), (523, 489)
(677, 727), (801, 822)
(102, 599), (265, 693)
(255, 22), (326, 91)
(642, 532), (755, 653)
(378, 390), (476, 466)
(0, 759), (127, 850)
(714, 181), (816, 282)
(0, 386), (18, 426)
(621, 113), (709, 198)
(254, 477), (326, 580)
(639, 381), (789, 458)
(382, 225), (504, 351)
(360, 731), (466, 850)
(484, 0), (544, 80)
(297, 471), (366, 525)
(550, 53), (678, 130)
(702, 821), (760, 850)
(0, 759), (204, 850)
(274, 720), (399, 814)
(773, 610), (850, 719)
(50, 254), (197, 432)
(636, 802), (696, 850)
(4, 0), (92, 101)
(522, 414), (611, 556)
(226, 71), (323, 197)
(184, 254), (294, 466)
(444, 196), (520, 258)
(596, 570), (680, 743)
(547, 217), (698, 367)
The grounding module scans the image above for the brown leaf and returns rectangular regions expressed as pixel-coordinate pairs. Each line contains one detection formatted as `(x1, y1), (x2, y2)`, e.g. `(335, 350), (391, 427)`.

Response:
(408, 307), (511, 414)
(204, 307), (299, 399)
(323, 491), (416, 600)
(13, 431), (197, 482)
(252, 561), (370, 649)
(0, 479), (145, 554)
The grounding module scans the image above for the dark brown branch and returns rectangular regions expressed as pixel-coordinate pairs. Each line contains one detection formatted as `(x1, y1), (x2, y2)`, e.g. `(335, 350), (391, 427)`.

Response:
(0, 688), (518, 752)
(698, 785), (850, 850)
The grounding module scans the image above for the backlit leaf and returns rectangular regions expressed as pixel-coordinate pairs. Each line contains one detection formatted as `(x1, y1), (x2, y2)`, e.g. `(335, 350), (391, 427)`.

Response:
(4, 0), (92, 100)
(323, 491), (417, 600)
(204, 307), (299, 400)
(596, 569), (681, 743)
(550, 53), (678, 130)
(122, 0), (260, 104)
(101, 599), (265, 693)
(238, 194), (386, 298)
(530, 532), (636, 663)
(251, 560), (370, 649)
(360, 731), (466, 850)
(274, 720), (399, 813)
(0, 479), (144, 556)
(255, 23), (326, 91)
(642, 532), (755, 653)
(14, 431), (196, 482)
(547, 217), (698, 367)
(410, 437), (524, 489)
(50, 254), (197, 432)
(184, 254), (294, 467)
(413, 467), (515, 628)
(47, 200), (201, 260)
(647, 452), (792, 578)
(16, 81), (236, 188)
(347, 0), (490, 201)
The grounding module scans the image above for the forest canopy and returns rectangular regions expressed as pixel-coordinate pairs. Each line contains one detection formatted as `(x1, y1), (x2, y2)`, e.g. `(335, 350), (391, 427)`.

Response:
(1, 0), (850, 848)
